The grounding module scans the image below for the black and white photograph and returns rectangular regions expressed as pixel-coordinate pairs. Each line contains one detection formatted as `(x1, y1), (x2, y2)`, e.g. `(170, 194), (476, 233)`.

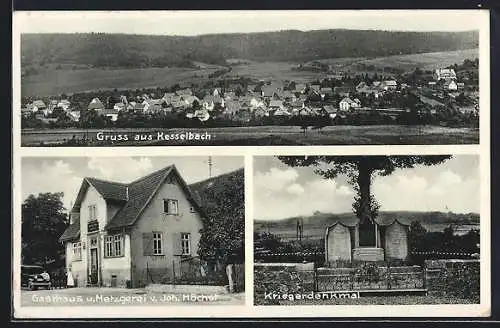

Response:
(14, 10), (486, 147)
(253, 155), (482, 306)
(18, 156), (245, 307)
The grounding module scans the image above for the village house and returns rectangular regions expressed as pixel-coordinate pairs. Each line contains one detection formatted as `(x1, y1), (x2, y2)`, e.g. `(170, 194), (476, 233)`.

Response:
(31, 100), (47, 113)
(88, 98), (105, 111)
(434, 68), (457, 81)
(323, 105), (338, 119)
(294, 83), (307, 94)
(68, 110), (81, 122)
(113, 103), (126, 111)
(175, 88), (193, 97)
(57, 99), (71, 111)
(59, 165), (206, 288)
(380, 80), (398, 91)
(339, 97), (361, 111)
(325, 217), (410, 264)
(443, 80), (458, 91)
(100, 109), (119, 122)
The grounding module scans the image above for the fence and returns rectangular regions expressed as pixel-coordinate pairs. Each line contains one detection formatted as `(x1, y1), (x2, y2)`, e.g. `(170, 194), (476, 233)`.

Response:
(145, 258), (244, 292)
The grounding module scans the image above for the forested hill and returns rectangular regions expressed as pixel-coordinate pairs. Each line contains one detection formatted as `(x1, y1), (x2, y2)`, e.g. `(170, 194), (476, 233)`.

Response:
(21, 30), (478, 69)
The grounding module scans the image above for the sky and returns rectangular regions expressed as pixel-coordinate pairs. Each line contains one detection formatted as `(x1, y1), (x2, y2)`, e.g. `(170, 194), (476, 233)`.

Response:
(21, 156), (243, 211)
(14, 10), (485, 35)
(253, 155), (480, 220)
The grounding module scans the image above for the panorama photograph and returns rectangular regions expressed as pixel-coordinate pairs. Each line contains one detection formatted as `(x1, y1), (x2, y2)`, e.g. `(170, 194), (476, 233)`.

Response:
(16, 10), (482, 146)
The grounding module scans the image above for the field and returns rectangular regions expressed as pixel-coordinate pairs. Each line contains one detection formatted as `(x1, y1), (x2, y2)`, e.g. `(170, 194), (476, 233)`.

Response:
(316, 49), (479, 73)
(20, 124), (479, 146)
(21, 49), (479, 97)
(21, 66), (222, 97)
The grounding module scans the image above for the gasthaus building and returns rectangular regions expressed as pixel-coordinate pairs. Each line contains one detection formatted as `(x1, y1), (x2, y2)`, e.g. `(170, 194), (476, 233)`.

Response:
(59, 165), (208, 288)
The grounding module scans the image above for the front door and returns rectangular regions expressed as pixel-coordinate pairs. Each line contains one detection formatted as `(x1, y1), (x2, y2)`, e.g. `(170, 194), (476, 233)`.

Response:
(90, 248), (99, 285)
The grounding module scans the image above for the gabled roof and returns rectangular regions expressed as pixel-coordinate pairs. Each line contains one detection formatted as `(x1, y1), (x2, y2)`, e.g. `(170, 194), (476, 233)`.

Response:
(72, 178), (128, 212)
(269, 100), (284, 107)
(105, 165), (205, 230)
(59, 219), (80, 242)
(88, 98), (104, 110)
(33, 100), (46, 108)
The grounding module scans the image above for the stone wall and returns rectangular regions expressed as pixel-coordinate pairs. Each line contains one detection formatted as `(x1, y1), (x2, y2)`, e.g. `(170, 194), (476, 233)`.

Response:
(425, 259), (480, 303)
(254, 263), (315, 305)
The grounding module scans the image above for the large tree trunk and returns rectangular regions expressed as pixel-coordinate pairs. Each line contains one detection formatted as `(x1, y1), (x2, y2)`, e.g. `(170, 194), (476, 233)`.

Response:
(357, 159), (373, 225)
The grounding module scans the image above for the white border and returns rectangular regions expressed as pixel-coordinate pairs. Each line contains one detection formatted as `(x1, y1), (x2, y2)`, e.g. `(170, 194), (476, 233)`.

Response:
(12, 9), (491, 318)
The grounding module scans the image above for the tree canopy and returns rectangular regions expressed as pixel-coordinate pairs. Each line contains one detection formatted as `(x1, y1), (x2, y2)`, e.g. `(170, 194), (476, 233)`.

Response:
(21, 192), (68, 267)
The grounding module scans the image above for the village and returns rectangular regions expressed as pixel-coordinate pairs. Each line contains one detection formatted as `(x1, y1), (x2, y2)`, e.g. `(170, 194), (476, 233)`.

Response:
(21, 59), (479, 130)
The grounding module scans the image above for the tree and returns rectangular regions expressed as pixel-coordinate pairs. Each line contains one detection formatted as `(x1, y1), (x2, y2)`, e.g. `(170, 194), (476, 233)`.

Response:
(21, 192), (68, 267)
(409, 221), (428, 251)
(277, 156), (452, 224)
(196, 169), (245, 271)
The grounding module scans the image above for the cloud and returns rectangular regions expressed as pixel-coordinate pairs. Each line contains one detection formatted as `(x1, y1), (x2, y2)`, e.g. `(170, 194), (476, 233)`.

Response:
(254, 167), (299, 193)
(22, 159), (83, 211)
(286, 183), (305, 195)
(87, 157), (153, 182)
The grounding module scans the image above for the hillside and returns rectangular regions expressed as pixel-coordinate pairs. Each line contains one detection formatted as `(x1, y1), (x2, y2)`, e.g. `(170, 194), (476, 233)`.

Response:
(21, 30), (478, 71)
(255, 211), (480, 237)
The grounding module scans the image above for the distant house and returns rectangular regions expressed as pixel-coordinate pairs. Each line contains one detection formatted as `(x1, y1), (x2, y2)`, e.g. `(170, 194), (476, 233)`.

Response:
(323, 105), (338, 118)
(434, 68), (457, 81)
(57, 99), (71, 111)
(100, 109), (119, 122)
(310, 84), (321, 92)
(253, 106), (269, 118)
(320, 87), (333, 97)
(31, 100), (47, 113)
(21, 107), (32, 118)
(68, 110), (81, 122)
(444, 80), (458, 91)
(202, 95), (224, 111)
(88, 98), (105, 111)
(457, 82), (465, 89)
(268, 100), (285, 111)
(339, 97), (361, 111)
(381, 80), (398, 91)
(224, 100), (242, 116)
(194, 109), (210, 121)
(273, 107), (292, 116)
(294, 83), (307, 94)
(175, 88), (193, 96)
(113, 103), (126, 111)
(182, 95), (200, 107)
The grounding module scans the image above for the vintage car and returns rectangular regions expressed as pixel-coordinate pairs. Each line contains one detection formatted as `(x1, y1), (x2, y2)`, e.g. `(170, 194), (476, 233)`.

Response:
(21, 265), (52, 290)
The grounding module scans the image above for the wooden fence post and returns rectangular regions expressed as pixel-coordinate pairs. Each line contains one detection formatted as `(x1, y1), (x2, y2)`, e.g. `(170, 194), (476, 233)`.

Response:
(226, 264), (234, 293)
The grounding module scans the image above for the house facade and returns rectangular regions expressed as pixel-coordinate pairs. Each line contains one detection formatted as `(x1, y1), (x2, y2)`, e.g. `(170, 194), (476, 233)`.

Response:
(325, 218), (410, 265)
(59, 165), (205, 288)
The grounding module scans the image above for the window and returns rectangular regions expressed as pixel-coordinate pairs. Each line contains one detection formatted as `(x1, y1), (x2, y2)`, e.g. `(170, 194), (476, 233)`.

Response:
(104, 234), (124, 257)
(72, 242), (82, 261)
(153, 232), (163, 255)
(88, 205), (97, 221)
(181, 233), (191, 255)
(189, 205), (195, 213)
(163, 199), (178, 215)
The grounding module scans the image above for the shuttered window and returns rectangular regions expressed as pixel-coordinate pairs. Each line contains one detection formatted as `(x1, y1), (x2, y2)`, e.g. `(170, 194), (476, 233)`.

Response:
(153, 232), (163, 255)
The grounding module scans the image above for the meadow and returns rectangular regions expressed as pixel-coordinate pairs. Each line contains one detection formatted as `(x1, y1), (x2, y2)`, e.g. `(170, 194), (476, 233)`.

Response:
(21, 124), (479, 146)
(21, 49), (479, 97)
